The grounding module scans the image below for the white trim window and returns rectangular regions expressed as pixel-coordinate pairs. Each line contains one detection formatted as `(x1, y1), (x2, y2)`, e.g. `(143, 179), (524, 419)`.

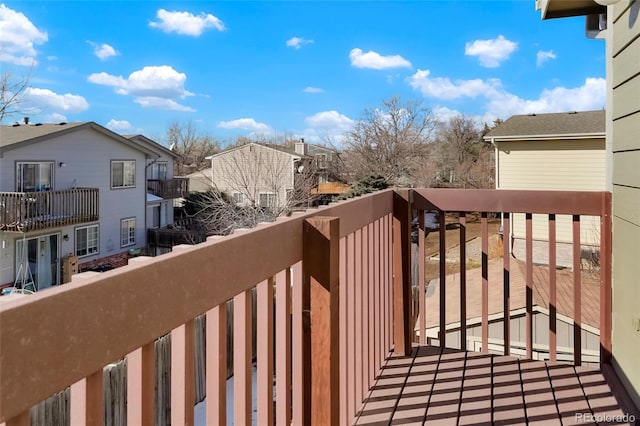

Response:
(232, 192), (244, 204)
(259, 192), (277, 209)
(121, 218), (136, 247)
(151, 162), (168, 180)
(111, 160), (136, 189)
(76, 224), (99, 257)
(16, 161), (54, 192)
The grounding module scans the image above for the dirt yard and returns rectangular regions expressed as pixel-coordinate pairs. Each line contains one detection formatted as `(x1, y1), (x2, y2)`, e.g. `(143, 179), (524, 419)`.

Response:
(422, 214), (502, 281)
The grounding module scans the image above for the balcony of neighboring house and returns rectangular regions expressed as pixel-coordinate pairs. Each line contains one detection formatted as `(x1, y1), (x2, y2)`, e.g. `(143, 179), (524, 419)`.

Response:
(0, 188), (99, 233)
(147, 218), (208, 251)
(1, 189), (638, 426)
(147, 177), (189, 199)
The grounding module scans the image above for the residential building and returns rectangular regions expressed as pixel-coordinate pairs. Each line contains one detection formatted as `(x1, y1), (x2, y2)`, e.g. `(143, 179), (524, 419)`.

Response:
(486, 110), (606, 266)
(537, 0), (640, 408)
(0, 121), (186, 290)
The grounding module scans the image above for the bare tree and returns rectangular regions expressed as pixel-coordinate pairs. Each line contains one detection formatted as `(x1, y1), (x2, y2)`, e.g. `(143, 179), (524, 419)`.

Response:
(0, 67), (34, 123)
(342, 96), (436, 186)
(425, 115), (494, 188)
(165, 120), (221, 176)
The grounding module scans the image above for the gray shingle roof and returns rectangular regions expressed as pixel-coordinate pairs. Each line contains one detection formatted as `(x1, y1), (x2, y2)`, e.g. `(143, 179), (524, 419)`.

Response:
(485, 110), (605, 139)
(0, 122), (87, 147)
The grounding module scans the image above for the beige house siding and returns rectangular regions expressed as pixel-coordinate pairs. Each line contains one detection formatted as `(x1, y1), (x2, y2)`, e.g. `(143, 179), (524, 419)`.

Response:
(496, 138), (605, 265)
(610, 0), (640, 408)
(211, 143), (297, 210)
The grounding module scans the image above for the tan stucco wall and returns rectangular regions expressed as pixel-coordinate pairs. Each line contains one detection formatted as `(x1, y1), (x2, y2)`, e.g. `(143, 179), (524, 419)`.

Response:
(610, 0), (640, 408)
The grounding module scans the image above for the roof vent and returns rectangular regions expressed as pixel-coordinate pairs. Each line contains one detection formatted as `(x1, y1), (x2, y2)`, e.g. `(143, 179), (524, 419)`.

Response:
(23, 117), (29, 125)
(35, 123), (43, 126)
(568, 111), (577, 114)
(59, 122), (67, 126)
(527, 113), (536, 116)
(12, 122), (20, 127)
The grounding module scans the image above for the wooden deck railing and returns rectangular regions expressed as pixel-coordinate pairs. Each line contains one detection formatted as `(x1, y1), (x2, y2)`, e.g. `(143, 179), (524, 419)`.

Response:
(0, 188), (99, 233)
(147, 178), (189, 199)
(411, 189), (612, 366)
(0, 189), (614, 425)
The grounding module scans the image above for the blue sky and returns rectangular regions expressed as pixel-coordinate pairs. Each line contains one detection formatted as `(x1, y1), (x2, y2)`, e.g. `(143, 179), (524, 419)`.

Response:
(1, 1), (606, 145)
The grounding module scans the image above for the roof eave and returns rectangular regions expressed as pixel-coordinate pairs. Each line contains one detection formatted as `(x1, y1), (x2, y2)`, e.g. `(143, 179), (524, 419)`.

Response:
(485, 132), (605, 142)
(536, 0), (605, 19)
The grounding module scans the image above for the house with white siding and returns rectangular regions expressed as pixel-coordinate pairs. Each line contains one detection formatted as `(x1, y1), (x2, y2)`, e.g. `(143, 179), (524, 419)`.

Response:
(0, 121), (185, 290)
(485, 110), (606, 266)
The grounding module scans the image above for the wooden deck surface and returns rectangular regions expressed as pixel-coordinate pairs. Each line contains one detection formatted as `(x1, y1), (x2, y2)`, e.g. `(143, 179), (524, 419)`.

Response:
(355, 346), (636, 425)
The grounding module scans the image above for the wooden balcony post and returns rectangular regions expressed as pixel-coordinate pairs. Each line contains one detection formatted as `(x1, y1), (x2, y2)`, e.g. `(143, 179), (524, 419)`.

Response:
(70, 370), (103, 426)
(127, 343), (155, 426)
(392, 190), (412, 356)
(600, 191), (612, 364)
(302, 216), (340, 425)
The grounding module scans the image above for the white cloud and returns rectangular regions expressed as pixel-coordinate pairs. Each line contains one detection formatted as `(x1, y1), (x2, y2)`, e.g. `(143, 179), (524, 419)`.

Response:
(105, 119), (132, 131)
(88, 65), (195, 111)
(88, 42), (119, 61)
(217, 118), (271, 133)
(286, 36), (313, 49)
(432, 106), (463, 123)
(465, 35), (517, 68)
(22, 87), (89, 112)
(45, 112), (67, 123)
(536, 50), (557, 67)
(303, 86), (324, 94)
(409, 69), (501, 100)
(0, 4), (48, 65)
(149, 9), (225, 36)
(349, 48), (412, 70)
(304, 110), (354, 132)
(485, 77), (606, 118)
(134, 97), (195, 112)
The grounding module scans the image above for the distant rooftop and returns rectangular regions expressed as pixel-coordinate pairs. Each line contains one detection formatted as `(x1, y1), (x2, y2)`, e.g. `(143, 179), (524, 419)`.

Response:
(0, 122), (86, 148)
(485, 110), (605, 140)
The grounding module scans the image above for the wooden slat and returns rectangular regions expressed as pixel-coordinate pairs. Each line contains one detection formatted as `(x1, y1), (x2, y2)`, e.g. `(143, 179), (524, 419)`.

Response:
(374, 222), (381, 376)
(492, 356), (525, 424)
(257, 278), (274, 426)
(127, 342), (155, 426)
(346, 232), (356, 420)
(233, 290), (252, 426)
(503, 212), (511, 356)
(548, 214), (557, 364)
(367, 224), (376, 388)
(526, 213), (533, 359)
(291, 262), (304, 426)
(418, 210), (426, 346)
(171, 320), (195, 426)
(354, 229), (363, 409)
(439, 210), (446, 349)
(206, 304), (227, 426)
(339, 238), (348, 426)
(459, 213), (467, 352)
(577, 367), (629, 423)
(424, 350), (466, 425)
(520, 360), (561, 425)
(70, 370), (103, 426)
(458, 352), (492, 425)
(572, 216), (582, 366)
(361, 226), (371, 396)
(547, 364), (591, 425)
(481, 212), (489, 353)
(275, 269), (291, 426)
(392, 191), (412, 356)
(599, 192), (612, 363)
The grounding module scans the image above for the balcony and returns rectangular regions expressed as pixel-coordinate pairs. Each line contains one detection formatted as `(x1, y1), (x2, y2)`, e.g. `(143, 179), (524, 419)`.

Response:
(0, 189), (638, 425)
(0, 188), (99, 233)
(147, 178), (189, 199)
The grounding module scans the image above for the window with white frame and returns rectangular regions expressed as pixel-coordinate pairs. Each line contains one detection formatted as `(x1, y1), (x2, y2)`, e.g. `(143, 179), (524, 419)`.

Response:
(111, 160), (136, 189)
(121, 218), (136, 247)
(232, 192), (244, 204)
(16, 161), (54, 192)
(76, 224), (99, 257)
(151, 162), (168, 180)
(259, 192), (277, 209)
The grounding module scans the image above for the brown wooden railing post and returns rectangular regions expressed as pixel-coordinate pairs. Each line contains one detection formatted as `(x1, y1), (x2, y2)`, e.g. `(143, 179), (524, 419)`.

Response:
(600, 192), (612, 364)
(303, 216), (340, 425)
(127, 342), (155, 426)
(392, 190), (412, 356)
(70, 370), (103, 426)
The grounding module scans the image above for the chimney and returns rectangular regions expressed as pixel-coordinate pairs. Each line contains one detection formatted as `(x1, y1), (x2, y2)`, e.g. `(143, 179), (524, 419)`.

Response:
(294, 138), (307, 155)
(24, 117), (29, 125)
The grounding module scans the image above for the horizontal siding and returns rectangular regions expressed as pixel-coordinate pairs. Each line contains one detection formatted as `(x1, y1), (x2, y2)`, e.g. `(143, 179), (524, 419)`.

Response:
(612, 75), (640, 119)
(612, 111), (640, 151)
(612, 151), (640, 187)
(612, 35), (640, 88)
(496, 139), (606, 191)
(611, 217), (640, 407)
(612, 0), (634, 21)
(613, 185), (640, 225)
(612, 2), (640, 56)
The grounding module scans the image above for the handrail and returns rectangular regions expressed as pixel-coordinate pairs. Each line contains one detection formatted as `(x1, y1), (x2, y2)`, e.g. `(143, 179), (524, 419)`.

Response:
(0, 189), (395, 422)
